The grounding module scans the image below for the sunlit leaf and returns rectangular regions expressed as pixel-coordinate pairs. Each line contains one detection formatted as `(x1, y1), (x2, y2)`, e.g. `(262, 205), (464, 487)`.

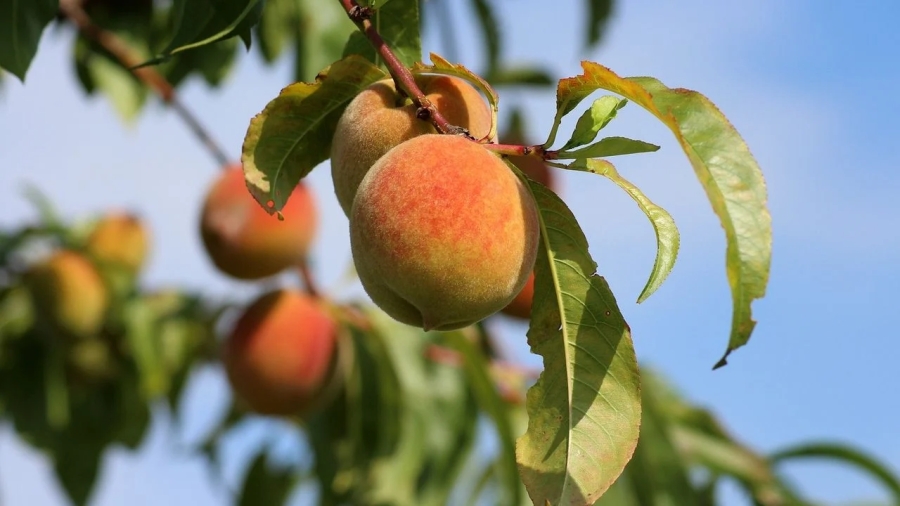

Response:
(558, 136), (659, 159)
(568, 158), (678, 302)
(558, 61), (771, 368)
(293, 0), (358, 82)
(515, 180), (641, 505)
(242, 55), (386, 213)
(560, 96), (627, 151)
(0, 0), (58, 80)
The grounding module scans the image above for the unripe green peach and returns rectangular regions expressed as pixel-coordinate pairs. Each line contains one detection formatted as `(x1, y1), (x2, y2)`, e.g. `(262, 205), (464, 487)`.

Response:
(222, 289), (338, 416)
(85, 211), (150, 274)
(25, 250), (109, 339)
(331, 75), (493, 216)
(350, 134), (540, 331)
(200, 164), (317, 280)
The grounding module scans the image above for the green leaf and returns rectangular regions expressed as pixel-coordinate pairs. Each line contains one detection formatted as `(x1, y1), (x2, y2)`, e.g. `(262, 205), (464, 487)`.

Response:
(372, 0), (420, 68)
(771, 442), (900, 503)
(560, 96), (627, 151)
(558, 136), (659, 159)
(568, 158), (679, 303)
(341, 30), (376, 63)
(621, 387), (702, 505)
(157, 0), (262, 58)
(442, 331), (522, 506)
(469, 0), (500, 75)
(0, 0), (58, 80)
(488, 66), (556, 87)
(237, 450), (297, 506)
(242, 55), (386, 213)
(122, 299), (169, 398)
(254, 0), (295, 63)
(558, 61), (772, 368)
(515, 180), (641, 505)
(584, 0), (614, 48)
(293, 0), (358, 82)
(53, 441), (102, 506)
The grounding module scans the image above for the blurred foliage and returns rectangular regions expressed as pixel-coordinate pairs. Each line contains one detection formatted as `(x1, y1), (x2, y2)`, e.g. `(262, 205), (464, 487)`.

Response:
(0, 1), (897, 505)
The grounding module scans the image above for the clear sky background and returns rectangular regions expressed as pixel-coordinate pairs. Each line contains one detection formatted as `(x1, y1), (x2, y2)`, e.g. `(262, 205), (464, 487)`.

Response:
(2, 0), (899, 504)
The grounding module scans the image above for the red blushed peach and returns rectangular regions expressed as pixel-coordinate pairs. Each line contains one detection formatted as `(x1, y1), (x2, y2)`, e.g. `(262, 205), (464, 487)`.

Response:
(350, 134), (540, 331)
(200, 164), (317, 280)
(222, 289), (338, 416)
(331, 75), (493, 216)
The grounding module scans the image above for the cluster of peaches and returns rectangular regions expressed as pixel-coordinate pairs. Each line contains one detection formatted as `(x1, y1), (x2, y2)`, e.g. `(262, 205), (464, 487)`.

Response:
(198, 74), (557, 419)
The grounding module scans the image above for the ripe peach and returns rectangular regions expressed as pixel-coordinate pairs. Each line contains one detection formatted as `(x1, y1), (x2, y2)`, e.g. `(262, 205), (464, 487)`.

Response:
(200, 164), (317, 280)
(24, 250), (108, 339)
(350, 134), (540, 331)
(222, 289), (338, 416)
(330, 75), (493, 216)
(85, 211), (150, 274)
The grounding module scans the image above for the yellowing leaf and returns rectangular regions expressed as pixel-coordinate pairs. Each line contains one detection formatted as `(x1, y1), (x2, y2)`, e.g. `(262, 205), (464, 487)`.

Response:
(558, 61), (772, 367)
(242, 55), (386, 213)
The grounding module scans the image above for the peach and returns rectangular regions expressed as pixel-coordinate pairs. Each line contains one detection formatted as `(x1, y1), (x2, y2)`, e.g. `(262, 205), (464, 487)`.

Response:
(200, 164), (317, 280)
(222, 289), (338, 416)
(350, 134), (540, 331)
(24, 250), (108, 339)
(330, 75), (493, 216)
(85, 211), (150, 274)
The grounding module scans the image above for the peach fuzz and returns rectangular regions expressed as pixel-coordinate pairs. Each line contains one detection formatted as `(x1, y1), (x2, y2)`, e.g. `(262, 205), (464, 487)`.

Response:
(350, 134), (539, 331)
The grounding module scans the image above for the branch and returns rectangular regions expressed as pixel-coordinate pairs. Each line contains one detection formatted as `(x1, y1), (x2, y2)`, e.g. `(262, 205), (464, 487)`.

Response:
(296, 258), (320, 298)
(338, 0), (472, 138)
(483, 143), (558, 160)
(57, 0), (231, 168)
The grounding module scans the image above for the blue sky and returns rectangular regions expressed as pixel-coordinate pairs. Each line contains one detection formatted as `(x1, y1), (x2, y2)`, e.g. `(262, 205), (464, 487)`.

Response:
(2, 0), (899, 504)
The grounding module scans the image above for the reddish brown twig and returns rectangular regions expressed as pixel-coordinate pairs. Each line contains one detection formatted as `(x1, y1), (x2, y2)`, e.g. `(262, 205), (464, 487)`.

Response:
(57, 0), (231, 168)
(338, 0), (472, 138)
(296, 258), (321, 298)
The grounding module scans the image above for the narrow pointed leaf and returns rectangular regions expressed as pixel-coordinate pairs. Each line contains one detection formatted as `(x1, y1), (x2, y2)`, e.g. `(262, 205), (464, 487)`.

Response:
(0, 0), (58, 80)
(569, 158), (678, 302)
(558, 136), (659, 159)
(237, 451), (297, 506)
(469, 0), (500, 74)
(158, 0), (262, 58)
(584, 0), (614, 48)
(488, 66), (555, 87)
(558, 61), (771, 367)
(515, 180), (641, 505)
(560, 96), (627, 151)
(771, 443), (900, 502)
(242, 55), (386, 212)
